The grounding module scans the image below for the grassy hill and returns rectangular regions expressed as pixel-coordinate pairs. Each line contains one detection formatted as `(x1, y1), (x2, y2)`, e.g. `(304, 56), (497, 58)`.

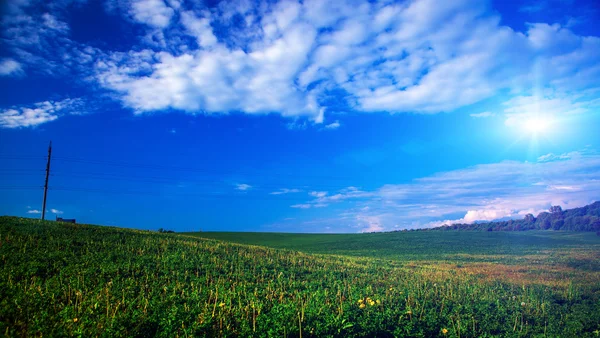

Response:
(2, 216), (600, 337)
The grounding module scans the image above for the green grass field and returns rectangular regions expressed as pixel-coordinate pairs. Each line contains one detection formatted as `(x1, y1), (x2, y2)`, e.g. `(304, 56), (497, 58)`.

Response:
(2, 216), (600, 337)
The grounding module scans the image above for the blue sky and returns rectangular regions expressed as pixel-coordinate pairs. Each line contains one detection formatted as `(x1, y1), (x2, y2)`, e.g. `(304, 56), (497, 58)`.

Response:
(1, 0), (599, 232)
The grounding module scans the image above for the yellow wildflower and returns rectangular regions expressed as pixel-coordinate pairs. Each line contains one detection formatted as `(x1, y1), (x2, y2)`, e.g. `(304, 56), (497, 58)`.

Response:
(219, 302), (226, 307)
(376, 299), (381, 305)
(442, 328), (448, 335)
(368, 299), (375, 306)
(73, 318), (78, 323)
(357, 299), (364, 304)
(359, 303), (366, 309)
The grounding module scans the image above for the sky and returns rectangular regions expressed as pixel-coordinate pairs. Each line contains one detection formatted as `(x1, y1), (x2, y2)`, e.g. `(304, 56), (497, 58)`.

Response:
(0, 0), (599, 233)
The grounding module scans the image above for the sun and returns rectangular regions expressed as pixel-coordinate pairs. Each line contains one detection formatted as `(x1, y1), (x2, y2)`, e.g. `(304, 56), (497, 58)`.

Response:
(524, 117), (551, 134)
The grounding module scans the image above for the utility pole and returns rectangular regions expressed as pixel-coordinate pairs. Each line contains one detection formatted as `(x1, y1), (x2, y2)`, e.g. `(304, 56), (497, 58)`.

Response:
(41, 141), (52, 220)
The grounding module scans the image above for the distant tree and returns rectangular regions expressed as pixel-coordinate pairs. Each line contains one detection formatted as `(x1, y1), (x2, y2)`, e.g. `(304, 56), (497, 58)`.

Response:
(551, 219), (564, 230)
(550, 205), (563, 214)
(524, 214), (535, 222)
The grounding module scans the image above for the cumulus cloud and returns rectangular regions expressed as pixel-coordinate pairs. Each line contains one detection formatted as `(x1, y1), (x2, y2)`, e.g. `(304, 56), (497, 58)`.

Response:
(81, 0), (600, 123)
(0, 58), (23, 76)
(0, 98), (84, 128)
(356, 215), (384, 233)
(0, 0), (598, 124)
(50, 208), (63, 214)
(130, 0), (174, 28)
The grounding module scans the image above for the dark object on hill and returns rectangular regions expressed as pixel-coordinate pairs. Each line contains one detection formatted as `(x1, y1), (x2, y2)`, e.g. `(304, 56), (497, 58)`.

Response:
(56, 216), (76, 223)
(432, 201), (600, 232)
(157, 228), (175, 233)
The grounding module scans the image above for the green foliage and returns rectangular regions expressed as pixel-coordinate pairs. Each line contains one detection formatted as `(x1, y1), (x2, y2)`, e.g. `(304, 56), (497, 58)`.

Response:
(2, 216), (600, 337)
(431, 201), (600, 232)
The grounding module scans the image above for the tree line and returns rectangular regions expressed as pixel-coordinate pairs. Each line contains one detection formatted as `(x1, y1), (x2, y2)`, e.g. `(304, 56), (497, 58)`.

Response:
(431, 201), (600, 232)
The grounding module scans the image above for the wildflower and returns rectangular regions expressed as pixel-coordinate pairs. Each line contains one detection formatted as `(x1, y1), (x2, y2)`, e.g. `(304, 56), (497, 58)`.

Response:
(219, 302), (226, 307)
(406, 310), (412, 315)
(357, 299), (364, 304)
(389, 287), (393, 291)
(376, 299), (381, 305)
(368, 299), (375, 306)
(442, 328), (448, 335)
(73, 318), (78, 323)
(521, 302), (526, 307)
(359, 303), (366, 309)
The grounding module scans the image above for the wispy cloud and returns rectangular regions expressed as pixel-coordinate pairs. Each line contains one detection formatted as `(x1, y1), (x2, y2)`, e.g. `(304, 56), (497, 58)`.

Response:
(27, 209), (41, 214)
(0, 98), (84, 128)
(0, 58), (23, 76)
(290, 150), (600, 231)
(324, 120), (341, 130)
(50, 208), (63, 214)
(235, 183), (252, 191)
(291, 204), (312, 209)
(270, 188), (302, 195)
(470, 111), (495, 118)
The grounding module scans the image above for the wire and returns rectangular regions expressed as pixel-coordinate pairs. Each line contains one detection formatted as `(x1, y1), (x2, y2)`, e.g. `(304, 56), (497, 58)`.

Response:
(47, 186), (333, 201)
(51, 156), (359, 182)
(0, 186), (43, 190)
(47, 171), (354, 190)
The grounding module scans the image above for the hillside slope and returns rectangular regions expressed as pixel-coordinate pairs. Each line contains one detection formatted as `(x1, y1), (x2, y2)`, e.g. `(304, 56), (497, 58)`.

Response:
(1, 216), (600, 337)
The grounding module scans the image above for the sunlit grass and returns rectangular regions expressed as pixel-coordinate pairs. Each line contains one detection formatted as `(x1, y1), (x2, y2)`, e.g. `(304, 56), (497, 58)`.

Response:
(1, 217), (599, 337)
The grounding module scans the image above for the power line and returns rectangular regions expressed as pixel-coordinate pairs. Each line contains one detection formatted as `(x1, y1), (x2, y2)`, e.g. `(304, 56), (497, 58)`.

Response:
(48, 186), (332, 201)
(0, 186), (43, 190)
(51, 156), (359, 182)
(47, 171), (354, 191)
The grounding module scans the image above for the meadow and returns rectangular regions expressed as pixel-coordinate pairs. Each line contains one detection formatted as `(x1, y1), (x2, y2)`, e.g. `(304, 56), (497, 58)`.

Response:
(1, 216), (600, 337)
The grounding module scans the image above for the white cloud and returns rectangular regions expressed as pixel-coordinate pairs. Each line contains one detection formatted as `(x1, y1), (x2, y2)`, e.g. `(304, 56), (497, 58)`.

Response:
(470, 111), (495, 118)
(0, 98), (84, 128)
(502, 93), (595, 127)
(83, 0), (599, 123)
(356, 215), (384, 233)
(50, 208), (63, 214)
(130, 0), (174, 28)
(537, 152), (572, 162)
(27, 209), (41, 214)
(309, 191), (327, 198)
(42, 13), (69, 32)
(291, 203), (312, 209)
(1, 0), (599, 125)
(180, 11), (217, 48)
(303, 149), (600, 231)
(0, 58), (23, 76)
(324, 120), (341, 129)
(235, 183), (252, 191)
(270, 188), (302, 195)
